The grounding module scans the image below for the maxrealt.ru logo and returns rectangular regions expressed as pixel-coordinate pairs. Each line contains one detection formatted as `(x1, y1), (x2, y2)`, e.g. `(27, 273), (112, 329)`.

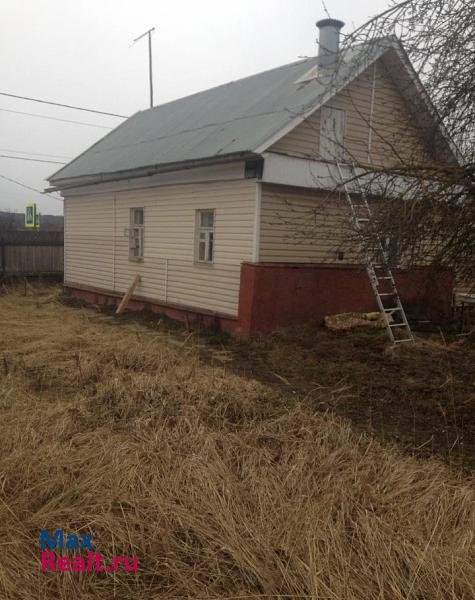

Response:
(40, 529), (139, 573)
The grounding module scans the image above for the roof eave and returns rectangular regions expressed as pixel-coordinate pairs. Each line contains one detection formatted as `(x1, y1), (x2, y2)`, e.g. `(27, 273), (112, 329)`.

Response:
(46, 151), (260, 193)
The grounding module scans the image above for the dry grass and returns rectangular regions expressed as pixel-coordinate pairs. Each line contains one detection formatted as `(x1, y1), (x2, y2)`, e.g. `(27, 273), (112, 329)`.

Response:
(0, 285), (474, 599)
(229, 325), (475, 469)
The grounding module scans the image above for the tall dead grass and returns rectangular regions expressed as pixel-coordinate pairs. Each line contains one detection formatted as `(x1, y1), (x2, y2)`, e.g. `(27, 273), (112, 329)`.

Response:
(0, 286), (473, 599)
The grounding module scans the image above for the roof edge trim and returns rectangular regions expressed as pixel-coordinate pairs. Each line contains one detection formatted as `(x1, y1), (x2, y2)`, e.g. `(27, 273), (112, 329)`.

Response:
(46, 151), (260, 193)
(253, 39), (394, 154)
(254, 37), (460, 165)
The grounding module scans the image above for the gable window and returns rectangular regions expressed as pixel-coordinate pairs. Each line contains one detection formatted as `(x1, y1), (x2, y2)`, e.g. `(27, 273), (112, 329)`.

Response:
(129, 207), (144, 260)
(195, 209), (215, 263)
(320, 106), (346, 161)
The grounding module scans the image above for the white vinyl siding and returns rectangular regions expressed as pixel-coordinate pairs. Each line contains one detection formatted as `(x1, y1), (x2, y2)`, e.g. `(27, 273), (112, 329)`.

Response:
(320, 106), (346, 161)
(259, 183), (362, 264)
(259, 184), (430, 268)
(63, 179), (256, 317)
(270, 58), (429, 166)
(63, 194), (115, 291)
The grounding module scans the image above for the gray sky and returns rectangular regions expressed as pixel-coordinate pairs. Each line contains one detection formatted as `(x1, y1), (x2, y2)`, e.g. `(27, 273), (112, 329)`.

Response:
(0, 0), (388, 216)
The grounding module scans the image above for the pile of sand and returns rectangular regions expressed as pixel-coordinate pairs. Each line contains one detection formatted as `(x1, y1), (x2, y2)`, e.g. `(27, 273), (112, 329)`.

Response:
(324, 310), (393, 331)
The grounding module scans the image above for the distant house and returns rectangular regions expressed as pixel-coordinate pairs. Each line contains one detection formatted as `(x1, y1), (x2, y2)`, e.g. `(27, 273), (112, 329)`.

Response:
(47, 19), (456, 335)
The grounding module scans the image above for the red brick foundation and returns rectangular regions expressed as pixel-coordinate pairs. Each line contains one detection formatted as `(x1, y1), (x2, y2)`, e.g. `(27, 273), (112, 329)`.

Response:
(65, 284), (239, 336)
(65, 263), (454, 338)
(236, 263), (454, 336)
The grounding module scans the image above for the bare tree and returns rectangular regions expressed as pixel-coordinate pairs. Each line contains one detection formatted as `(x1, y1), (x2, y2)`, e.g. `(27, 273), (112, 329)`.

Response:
(338, 0), (475, 285)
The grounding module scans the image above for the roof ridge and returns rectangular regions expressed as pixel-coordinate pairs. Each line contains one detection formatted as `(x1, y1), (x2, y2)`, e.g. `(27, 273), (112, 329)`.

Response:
(138, 56), (317, 116)
(139, 38), (396, 118)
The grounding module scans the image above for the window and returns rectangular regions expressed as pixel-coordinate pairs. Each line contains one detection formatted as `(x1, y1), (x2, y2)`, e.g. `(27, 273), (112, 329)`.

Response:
(129, 208), (144, 260)
(320, 106), (346, 160)
(195, 209), (215, 263)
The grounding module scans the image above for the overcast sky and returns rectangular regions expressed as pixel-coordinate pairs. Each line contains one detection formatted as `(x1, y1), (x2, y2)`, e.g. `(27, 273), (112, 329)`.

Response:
(0, 0), (389, 215)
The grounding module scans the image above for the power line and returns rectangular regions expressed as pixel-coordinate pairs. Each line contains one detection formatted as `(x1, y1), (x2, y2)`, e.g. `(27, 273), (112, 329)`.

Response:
(0, 173), (62, 201)
(0, 154), (66, 165)
(0, 148), (73, 159)
(0, 107), (114, 129)
(0, 91), (128, 118)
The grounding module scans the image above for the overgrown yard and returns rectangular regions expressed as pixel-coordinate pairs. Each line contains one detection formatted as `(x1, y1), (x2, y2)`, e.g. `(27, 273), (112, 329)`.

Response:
(0, 284), (474, 599)
(229, 324), (475, 470)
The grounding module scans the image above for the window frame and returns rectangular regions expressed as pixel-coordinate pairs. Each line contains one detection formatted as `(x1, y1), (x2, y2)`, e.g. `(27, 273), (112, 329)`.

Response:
(195, 209), (215, 265)
(128, 207), (145, 262)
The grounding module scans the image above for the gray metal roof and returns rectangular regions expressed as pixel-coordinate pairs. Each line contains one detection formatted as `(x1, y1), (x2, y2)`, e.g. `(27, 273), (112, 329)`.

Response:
(49, 41), (390, 186)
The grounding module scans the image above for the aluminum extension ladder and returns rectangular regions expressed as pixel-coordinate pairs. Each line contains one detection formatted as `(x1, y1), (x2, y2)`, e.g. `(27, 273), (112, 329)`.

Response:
(336, 162), (414, 344)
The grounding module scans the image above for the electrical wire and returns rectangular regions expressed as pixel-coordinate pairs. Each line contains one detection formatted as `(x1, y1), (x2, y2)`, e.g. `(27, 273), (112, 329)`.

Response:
(0, 92), (126, 203)
(0, 154), (66, 165)
(0, 91), (127, 118)
(0, 173), (62, 201)
(0, 107), (114, 129)
(0, 148), (73, 160)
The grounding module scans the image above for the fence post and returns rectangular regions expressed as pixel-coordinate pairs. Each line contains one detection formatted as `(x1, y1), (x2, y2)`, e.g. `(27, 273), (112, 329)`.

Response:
(0, 240), (5, 276)
(165, 258), (169, 304)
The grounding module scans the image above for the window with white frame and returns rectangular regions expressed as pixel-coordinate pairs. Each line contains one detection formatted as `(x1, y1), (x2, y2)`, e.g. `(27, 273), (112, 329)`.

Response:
(195, 209), (215, 263)
(129, 207), (144, 260)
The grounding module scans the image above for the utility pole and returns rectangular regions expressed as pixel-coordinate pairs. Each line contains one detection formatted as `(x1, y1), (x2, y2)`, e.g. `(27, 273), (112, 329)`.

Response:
(132, 27), (156, 108)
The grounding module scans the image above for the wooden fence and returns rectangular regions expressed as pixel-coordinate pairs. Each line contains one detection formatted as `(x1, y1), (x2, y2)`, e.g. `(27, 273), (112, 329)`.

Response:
(0, 230), (63, 276)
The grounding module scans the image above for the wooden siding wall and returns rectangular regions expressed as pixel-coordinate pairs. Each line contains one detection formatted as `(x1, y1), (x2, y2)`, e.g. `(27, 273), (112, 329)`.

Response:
(271, 59), (428, 166)
(259, 183), (362, 264)
(0, 231), (63, 275)
(64, 180), (256, 316)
